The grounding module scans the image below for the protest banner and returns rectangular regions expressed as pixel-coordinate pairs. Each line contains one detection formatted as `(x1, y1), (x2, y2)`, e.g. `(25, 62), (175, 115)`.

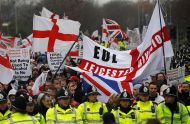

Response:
(8, 48), (31, 81)
(167, 66), (185, 84)
(47, 52), (65, 74)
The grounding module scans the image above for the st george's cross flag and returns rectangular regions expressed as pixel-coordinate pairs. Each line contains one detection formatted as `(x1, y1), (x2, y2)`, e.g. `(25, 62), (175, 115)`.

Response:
(0, 54), (14, 84)
(41, 7), (59, 19)
(32, 15), (80, 53)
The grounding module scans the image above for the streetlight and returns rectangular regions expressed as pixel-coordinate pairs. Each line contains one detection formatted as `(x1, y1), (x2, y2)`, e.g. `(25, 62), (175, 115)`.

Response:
(2, 22), (10, 35)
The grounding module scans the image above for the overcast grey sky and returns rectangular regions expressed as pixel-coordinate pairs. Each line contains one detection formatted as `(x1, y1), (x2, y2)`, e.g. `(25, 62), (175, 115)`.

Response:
(94, 0), (136, 5)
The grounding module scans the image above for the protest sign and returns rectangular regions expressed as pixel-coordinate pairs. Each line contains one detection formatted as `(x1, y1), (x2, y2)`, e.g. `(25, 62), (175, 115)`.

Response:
(8, 48), (31, 81)
(47, 52), (65, 74)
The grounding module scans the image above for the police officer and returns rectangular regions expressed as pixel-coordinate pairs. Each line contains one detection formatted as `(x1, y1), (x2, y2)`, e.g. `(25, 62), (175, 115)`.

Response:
(25, 94), (45, 124)
(112, 91), (137, 124)
(157, 85), (189, 124)
(77, 86), (108, 124)
(2, 95), (40, 124)
(46, 89), (82, 124)
(133, 86), (157, 124)
(0, 91), (11, 121)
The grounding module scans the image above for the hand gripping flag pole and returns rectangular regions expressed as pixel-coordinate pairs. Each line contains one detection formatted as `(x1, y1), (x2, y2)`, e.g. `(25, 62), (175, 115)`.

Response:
(52, 32), (82, 81)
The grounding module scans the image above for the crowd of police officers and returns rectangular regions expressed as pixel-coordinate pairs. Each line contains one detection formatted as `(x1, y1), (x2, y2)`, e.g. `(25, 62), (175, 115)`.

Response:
(1, 78), (190, 124)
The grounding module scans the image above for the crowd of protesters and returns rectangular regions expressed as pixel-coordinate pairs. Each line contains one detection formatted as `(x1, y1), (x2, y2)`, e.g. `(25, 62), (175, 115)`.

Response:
(1, 52), (190, 124)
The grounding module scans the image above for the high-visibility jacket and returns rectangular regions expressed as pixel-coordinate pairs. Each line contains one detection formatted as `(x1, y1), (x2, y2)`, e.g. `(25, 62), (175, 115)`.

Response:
(185, 75), (190, 82)
(2, 112), (40, 124)
(77, 101), (108, 124)
(118, 41), (127, 50)
(133, 101), (157, 124)
(34, 113), (45, 124)
(111, 107), (137, 124)
(0, 109), (11, 121)
(100, 42), (108, 48)
(157, 102), (189, 124)
(46, 104), (82, 124)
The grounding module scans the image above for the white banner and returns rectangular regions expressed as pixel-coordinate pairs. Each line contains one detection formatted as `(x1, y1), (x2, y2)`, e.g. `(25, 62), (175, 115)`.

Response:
(47, 52), (65, 74)
(167, 66), (185, 84)
(8, 48), (31, 81)
(73, 1), (173, 82)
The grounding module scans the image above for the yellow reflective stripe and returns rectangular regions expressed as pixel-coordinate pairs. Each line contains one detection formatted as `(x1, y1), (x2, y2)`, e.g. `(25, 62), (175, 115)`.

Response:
(84, 112), (99, 114)
(46, 119), (76, 123)
(85, 120), (102, 122)
(138, 110), (152, 113)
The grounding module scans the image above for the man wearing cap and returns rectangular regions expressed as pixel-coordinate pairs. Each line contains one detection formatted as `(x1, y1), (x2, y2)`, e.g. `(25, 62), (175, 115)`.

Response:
(77, 86), (108, 124)
(157, 85), (189, 124)
(46, 89), (82, 124)
(133, 85), (157, 124)
(2, 95), (40, 124)
(112, 91), (137, 124)
(25, 94), (45, 124)
(0, 91), (11, 121)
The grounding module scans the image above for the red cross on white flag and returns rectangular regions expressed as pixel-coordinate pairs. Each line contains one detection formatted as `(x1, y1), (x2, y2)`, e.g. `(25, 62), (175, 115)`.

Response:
(32, 15), (80, 53)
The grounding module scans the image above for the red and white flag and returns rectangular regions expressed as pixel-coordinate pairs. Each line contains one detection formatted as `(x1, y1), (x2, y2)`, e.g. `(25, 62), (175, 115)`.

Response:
(91, 30), (99, 42)
(21, 34), (33, 48)
(0, 54), (14, 84)
(41, 7), (59, 19)
(32, 71), (48, 95)
(0, 33), (15, 48)
(32, 15), (81, 53)
(70, 1), (173, 83)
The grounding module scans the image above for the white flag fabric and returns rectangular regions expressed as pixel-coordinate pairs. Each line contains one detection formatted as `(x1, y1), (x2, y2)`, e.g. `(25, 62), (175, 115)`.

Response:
(0, 54), (14, 84)
(32, 71), (48, 95)
(71, 1), (173, 82)
(21, 34), (33, 48)
(32, 15), (80, 53)
(41, 7), (59, 19)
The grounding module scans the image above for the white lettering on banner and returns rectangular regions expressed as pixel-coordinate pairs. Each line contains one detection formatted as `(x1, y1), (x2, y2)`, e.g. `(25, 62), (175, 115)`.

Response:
(79, 59), (133, 78)
(137, 27), (170, 69)
(8, 48), (31, 81)
(79, 27), (169, 79)
(47, 52), (65, 74)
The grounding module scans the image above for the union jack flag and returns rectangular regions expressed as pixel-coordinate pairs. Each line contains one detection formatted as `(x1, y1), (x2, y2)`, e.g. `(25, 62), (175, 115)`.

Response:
(102, 18), (127, 42)
(82, 72), (133, 102)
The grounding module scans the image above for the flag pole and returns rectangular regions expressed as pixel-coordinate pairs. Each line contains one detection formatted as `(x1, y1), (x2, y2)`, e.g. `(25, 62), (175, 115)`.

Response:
(52, 32), (82, 81)
(157, 0), (168, 81)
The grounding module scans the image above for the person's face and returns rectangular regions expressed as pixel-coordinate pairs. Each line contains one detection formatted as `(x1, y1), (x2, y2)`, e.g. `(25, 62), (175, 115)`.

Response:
(68, 82), (77, 95)
(164, 95), (176, 103)
(120, 100), (130, 108)
(0, 101), (8, 111)
(88, 94), (98, 103)
(139, 94), (149, 102)
(58, 98), (70, 107)
(0, 83), (4, 91)
(53, 79), (61, 90)
(133, 88), (139, 97)
(44, 82), (52, 91)
(157, 74), (165, 81)
(32, 70), (39, 78)
(42, 95), (52, 108)
(26, 103), (34, 113)
(9, 95), (16, 102)
(61, 80), (66, 88)
(181, 84), (190, 93)
(149, 84), (157, 96)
